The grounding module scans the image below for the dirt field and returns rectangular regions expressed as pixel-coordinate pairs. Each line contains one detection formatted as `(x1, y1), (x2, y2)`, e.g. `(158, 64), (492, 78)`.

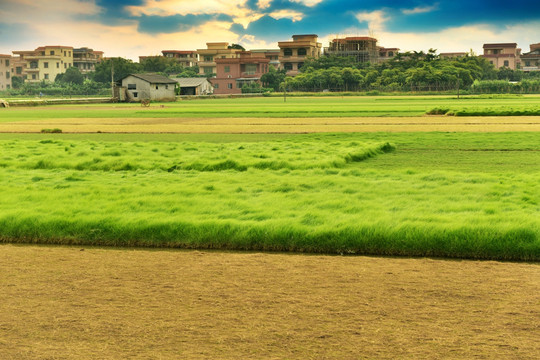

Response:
(1, 245), (538, 359)
(1, 115), (540, 133)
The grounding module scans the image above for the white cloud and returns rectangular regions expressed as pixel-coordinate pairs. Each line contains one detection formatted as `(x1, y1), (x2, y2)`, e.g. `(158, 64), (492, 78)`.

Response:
(402, 4), (439, 15)
(290, 0), (324, 6)
(0, 0), (100, 23)
(269, 10), (304, 22)
(257, 0), (272, 9)
(126, 0), (246, 16)
(355, 10), (389, 33)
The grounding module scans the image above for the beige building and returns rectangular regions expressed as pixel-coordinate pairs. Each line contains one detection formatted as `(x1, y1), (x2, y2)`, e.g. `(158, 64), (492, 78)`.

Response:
(481, 43), (521, 70)
(325, 36), (379, 64)
(162, 50), (199, 67)
(278, 34), (322, 76)
(12, 45), (74, 82)
(196, 43), (242, 76)
(0, 54), (12, 90)
(378, 47), (400, 62)
(439, 52), (467, 59)
(521, 43), (540, 72)
(73, 47), (103, 75)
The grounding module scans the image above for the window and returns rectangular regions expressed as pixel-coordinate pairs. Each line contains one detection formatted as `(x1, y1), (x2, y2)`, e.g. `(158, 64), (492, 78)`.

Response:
(68, 51), (71, 56)
(155, 85), (159, 90)
(6, 85), (10, 89)
(44, 62), (49, 68)
(298, 48), (307, 56)
(165, 85), (168, 89)
(50, 51), (55, 55)
(388, 51), (394, 57)
(128, 84), (136, 90)
(214, 83), (219, 89)
(133, 92), (138, 98)
(64, 51), (67, 56)
(204, 55), (213, 62)
(284, 63), (293, 71)
(224, 65), (230, 73)
(16, 67), (22, 74)
(5, 59), (9, 66)
(30, 62), (38, 69)
(526, 61), (531, 66)
(203, 67), (213, 75)
(504, 60), (509, 67)
(44, 74), (49, 80)
(297, 62), (304, 70)
(5, 72), (9, 79)
(64, 63), (67, 69)
(283, 49), (292, 56)
(57, 62), (60, 68)
(245, 64), (257, 75)
(32, 74), (36, 80)
(227, 83), (233, 89)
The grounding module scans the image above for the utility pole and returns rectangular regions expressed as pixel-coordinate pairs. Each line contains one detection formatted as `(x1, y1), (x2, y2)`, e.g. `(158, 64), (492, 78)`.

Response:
(111, 58), (115, 99)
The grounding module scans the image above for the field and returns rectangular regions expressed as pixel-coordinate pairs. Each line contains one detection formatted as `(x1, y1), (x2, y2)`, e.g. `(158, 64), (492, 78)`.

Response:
(0, 95), (539, 358)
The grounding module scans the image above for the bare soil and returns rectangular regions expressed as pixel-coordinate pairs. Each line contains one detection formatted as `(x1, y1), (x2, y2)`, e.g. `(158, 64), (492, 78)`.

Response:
(1, 116), (540, 133)
(1, 245), (538, 359)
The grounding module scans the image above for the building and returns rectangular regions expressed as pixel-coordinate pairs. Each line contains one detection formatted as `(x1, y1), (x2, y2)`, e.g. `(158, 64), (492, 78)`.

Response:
(73, 47), (103, 75)
(481, 43), (521, 69)
(439, 52), (467, 59)
(196, 43), (243, 76)
(212, 51), (270, 94)
(278, 34), (322, 76)
(250, 49), (280, 69)
(12, 45), (74, 82)
(325, 36), (379, 64)
(521, 43), (540, 72)
(0, 54), (11, 90)
(162, 50), (198, 67)
(175, 77), (213, 95)
(378, 47), (400, 62)
(120, 73), (177, 102)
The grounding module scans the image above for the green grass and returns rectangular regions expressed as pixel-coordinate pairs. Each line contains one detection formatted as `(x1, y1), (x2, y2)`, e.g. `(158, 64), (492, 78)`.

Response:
(0, 132), (539, 261)
(2, 95), (540, 123)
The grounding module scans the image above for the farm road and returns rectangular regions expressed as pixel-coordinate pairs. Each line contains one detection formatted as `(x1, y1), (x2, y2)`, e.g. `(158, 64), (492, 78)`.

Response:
(0, 245), (538, 359)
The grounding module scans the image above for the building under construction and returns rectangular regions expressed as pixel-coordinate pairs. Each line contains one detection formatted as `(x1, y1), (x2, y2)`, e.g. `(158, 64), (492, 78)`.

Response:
(324, 36), (379, 64)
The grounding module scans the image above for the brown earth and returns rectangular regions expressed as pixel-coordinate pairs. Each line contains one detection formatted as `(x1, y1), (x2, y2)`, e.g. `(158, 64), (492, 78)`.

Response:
(1, 116), (540, 133)
(1, 245), (538, 359)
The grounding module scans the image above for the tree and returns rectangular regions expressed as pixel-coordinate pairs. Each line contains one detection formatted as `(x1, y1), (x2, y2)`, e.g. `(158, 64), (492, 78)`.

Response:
(260, 65), (286, 91)
(55, 67), (84, 85)
(91, 57), (141, 84)
(228, 43), (245, 51)
(11, 76), (23, 89)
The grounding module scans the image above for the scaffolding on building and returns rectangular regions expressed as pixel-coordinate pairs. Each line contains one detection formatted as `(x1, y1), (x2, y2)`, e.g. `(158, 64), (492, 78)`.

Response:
(324, 36), (379, 64)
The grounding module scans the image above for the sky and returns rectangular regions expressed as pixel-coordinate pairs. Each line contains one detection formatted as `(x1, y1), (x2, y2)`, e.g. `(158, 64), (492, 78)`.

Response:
(1, 0), (539, 61)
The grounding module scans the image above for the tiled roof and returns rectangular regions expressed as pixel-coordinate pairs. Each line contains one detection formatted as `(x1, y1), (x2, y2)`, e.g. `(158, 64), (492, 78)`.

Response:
(174, 78), (210, 87)
(126, 73), (177, 84)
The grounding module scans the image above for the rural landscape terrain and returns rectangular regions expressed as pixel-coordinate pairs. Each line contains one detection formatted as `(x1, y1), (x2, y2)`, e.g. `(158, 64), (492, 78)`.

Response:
(1, 94), (539, 358)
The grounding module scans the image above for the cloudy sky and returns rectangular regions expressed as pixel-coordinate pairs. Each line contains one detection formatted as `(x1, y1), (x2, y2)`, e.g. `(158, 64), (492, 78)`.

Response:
(1, 0), (539, 60)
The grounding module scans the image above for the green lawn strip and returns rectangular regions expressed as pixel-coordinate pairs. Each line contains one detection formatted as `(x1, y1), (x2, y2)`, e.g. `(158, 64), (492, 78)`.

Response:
(0, 134), (539, 260)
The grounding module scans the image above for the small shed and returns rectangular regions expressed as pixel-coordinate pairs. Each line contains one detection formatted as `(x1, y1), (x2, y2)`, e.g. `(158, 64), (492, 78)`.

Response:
(175, 78), (214, 95)
(120, 73), (177, 102)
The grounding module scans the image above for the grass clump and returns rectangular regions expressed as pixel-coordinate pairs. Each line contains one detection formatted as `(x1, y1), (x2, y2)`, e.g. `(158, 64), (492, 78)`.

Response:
(41, 128), (62, 133)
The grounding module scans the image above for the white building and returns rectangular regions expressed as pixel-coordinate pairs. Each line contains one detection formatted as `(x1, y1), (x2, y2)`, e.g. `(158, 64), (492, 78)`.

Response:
(120, 73), (177, 102)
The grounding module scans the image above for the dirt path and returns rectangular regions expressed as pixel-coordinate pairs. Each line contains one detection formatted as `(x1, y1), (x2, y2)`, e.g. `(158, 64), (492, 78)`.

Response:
(0, 245), (538, 359)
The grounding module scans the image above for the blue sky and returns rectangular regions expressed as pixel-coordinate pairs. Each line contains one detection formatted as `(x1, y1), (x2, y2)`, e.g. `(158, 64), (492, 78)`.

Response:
(1, 0), (539, 60)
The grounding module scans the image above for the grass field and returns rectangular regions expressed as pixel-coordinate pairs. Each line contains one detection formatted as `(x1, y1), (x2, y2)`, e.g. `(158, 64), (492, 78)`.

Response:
(0, 131), (538, 260)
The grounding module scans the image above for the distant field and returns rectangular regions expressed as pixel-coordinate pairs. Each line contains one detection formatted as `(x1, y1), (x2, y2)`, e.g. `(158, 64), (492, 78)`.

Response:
(0, 132), (539, 260)
(1, 95), (539, 133)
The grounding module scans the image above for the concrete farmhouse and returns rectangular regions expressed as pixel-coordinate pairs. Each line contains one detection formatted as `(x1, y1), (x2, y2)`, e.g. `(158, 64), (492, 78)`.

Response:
(175, 77), (213, 95)
(120, 73), (177, 102)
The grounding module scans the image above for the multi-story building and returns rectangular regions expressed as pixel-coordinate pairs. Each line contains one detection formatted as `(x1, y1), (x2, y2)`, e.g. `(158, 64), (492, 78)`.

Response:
(196, 43), (242, 76)
(12, 45), (74, 82)
(0, 54), (12, 90)
(378, 47), (400, 62)
(73, 47), (103, 75)
(212, 51), (270, 94)
(325, 36), (379, 64)
(162, 50), (198, 67)
(278, 34), (322, 76)
(250, 49), (280, 69)
(521, 43), (540, 72)
(481, 43), (521, 69)
(439, 52), (468, 59)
